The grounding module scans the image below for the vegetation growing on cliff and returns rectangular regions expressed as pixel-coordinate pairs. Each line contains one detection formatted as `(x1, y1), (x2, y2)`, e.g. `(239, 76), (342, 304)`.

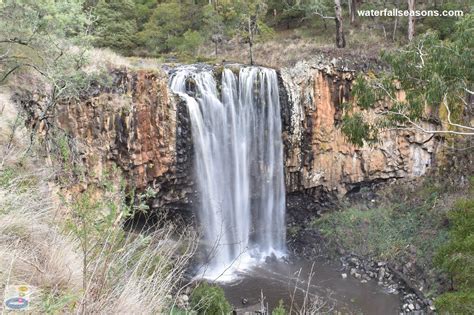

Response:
(341, 13), (473, 144)
(0, 0), (93, 83)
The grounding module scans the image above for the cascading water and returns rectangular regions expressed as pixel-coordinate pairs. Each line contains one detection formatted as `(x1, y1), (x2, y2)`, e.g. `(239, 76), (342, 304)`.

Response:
(170, 65), (286, 280)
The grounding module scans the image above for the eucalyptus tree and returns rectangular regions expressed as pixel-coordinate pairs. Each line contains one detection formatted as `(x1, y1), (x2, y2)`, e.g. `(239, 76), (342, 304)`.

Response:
(340, 14), (474, 146)
(0, 0), (101, 148)
(202, 4), (226, 56)
(233, 0), (273, 65)
(283, 0), (345, 48)
(334, 0), (345, 48)
(407, 0), (415, 42)
(0, 0), (93, 85)
(94, 0), (138, 54)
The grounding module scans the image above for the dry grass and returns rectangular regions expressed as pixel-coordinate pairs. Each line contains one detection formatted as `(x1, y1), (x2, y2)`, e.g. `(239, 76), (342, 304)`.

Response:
(85, 48), (166, 73)
(0, 182), (83, 302)
(0, 87), (197, 313)
(199, 25), (397, 68)
(80, 225), (196, 314)
(0, 87), (83, 311)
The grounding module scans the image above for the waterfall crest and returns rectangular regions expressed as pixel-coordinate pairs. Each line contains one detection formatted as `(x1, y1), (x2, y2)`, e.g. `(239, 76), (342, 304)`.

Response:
(170, 65), (286, 280)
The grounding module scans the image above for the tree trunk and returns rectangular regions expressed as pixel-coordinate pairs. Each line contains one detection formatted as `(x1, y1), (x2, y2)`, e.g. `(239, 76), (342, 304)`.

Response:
(350, 0), (357, 24)
(335, 0), (346, 48)
(248, 16), (254, 65)
(392, 17), (398, 41)
(249, 41), (253, 65)
(408, 0), (415, 42)
(392, 0), (400, 41)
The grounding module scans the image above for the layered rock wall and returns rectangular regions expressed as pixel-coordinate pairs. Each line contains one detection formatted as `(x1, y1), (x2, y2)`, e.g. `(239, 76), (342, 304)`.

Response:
(40, 62), (438, 218)
(55, 69), (195, 214)
(280, 62), (437, 199)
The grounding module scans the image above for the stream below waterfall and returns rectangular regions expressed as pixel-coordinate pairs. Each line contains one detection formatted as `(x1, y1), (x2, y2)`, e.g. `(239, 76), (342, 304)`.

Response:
(220, 257), (401, 314)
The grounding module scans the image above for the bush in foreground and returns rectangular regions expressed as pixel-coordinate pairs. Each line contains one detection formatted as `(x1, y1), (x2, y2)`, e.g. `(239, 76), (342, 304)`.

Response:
(190, 282), (232, 314)
(435, 197), (474, 313)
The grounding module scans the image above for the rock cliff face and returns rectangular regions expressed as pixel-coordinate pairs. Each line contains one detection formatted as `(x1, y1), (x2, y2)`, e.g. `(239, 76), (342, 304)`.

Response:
(280, 61), (437, 201)
(46, 62), (437, 217)
(55, 69), (195, 215)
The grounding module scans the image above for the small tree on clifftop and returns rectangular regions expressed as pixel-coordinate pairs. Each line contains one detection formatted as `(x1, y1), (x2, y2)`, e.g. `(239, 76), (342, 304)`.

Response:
(235, 0), (273, 65)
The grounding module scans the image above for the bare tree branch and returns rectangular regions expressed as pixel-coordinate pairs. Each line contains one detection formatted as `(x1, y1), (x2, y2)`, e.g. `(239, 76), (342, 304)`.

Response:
(381, 109), (474, 136)
(443, 94), (474, 131)
(0, 38), (29, 46)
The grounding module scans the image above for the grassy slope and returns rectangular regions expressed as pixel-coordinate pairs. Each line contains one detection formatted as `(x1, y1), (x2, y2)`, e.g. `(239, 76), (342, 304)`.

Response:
(0, 79), (195, 313)
(311, 173), (473, 304)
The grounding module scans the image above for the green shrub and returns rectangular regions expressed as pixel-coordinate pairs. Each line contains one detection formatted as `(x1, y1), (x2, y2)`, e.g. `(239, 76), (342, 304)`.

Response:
(176, 30), (204, 55)
(272, 299), (286, 315)
(435, 198), (474, 312)
(190, 282), (232, 314)
(94, 0), (138, 54)
(313, 200), (447, 261)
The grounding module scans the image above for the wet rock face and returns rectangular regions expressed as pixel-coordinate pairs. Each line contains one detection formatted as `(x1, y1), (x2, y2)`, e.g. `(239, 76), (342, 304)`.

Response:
(56, 69), (195, 215)
(279, 61), (438, 200)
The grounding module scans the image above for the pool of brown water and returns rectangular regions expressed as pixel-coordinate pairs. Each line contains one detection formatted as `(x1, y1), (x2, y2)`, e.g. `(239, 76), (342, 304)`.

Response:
(220, 257), (400, 314)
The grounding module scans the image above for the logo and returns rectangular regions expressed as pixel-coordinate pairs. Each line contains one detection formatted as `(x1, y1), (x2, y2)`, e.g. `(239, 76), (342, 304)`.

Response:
(4, 297), (29, 310)
(3, 285), (34, 311)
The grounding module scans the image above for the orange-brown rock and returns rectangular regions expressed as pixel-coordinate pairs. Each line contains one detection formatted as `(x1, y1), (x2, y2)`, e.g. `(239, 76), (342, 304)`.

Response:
(281, 61), (437, 197)
(22, 62), (438, 215)
(54, 68), (195, 213)
(57, 69), (175, 188)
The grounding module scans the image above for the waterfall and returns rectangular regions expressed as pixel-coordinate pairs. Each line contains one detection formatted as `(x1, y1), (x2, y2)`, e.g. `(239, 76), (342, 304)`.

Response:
(170, 65), (286, 280)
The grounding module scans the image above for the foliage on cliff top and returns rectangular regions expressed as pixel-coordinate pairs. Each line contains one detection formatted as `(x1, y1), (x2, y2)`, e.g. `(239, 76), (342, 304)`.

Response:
(85, 0), (470, 66)
(3, 0), (470, 68)
(0, 0), (94, 87)
(341, 13), (473, 145)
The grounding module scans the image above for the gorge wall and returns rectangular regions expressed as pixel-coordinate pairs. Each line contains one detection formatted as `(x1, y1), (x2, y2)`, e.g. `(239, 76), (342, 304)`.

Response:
(41, 62), (437, 217)
(280, 61), (437, 200)
(53, 69), (196, 216)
